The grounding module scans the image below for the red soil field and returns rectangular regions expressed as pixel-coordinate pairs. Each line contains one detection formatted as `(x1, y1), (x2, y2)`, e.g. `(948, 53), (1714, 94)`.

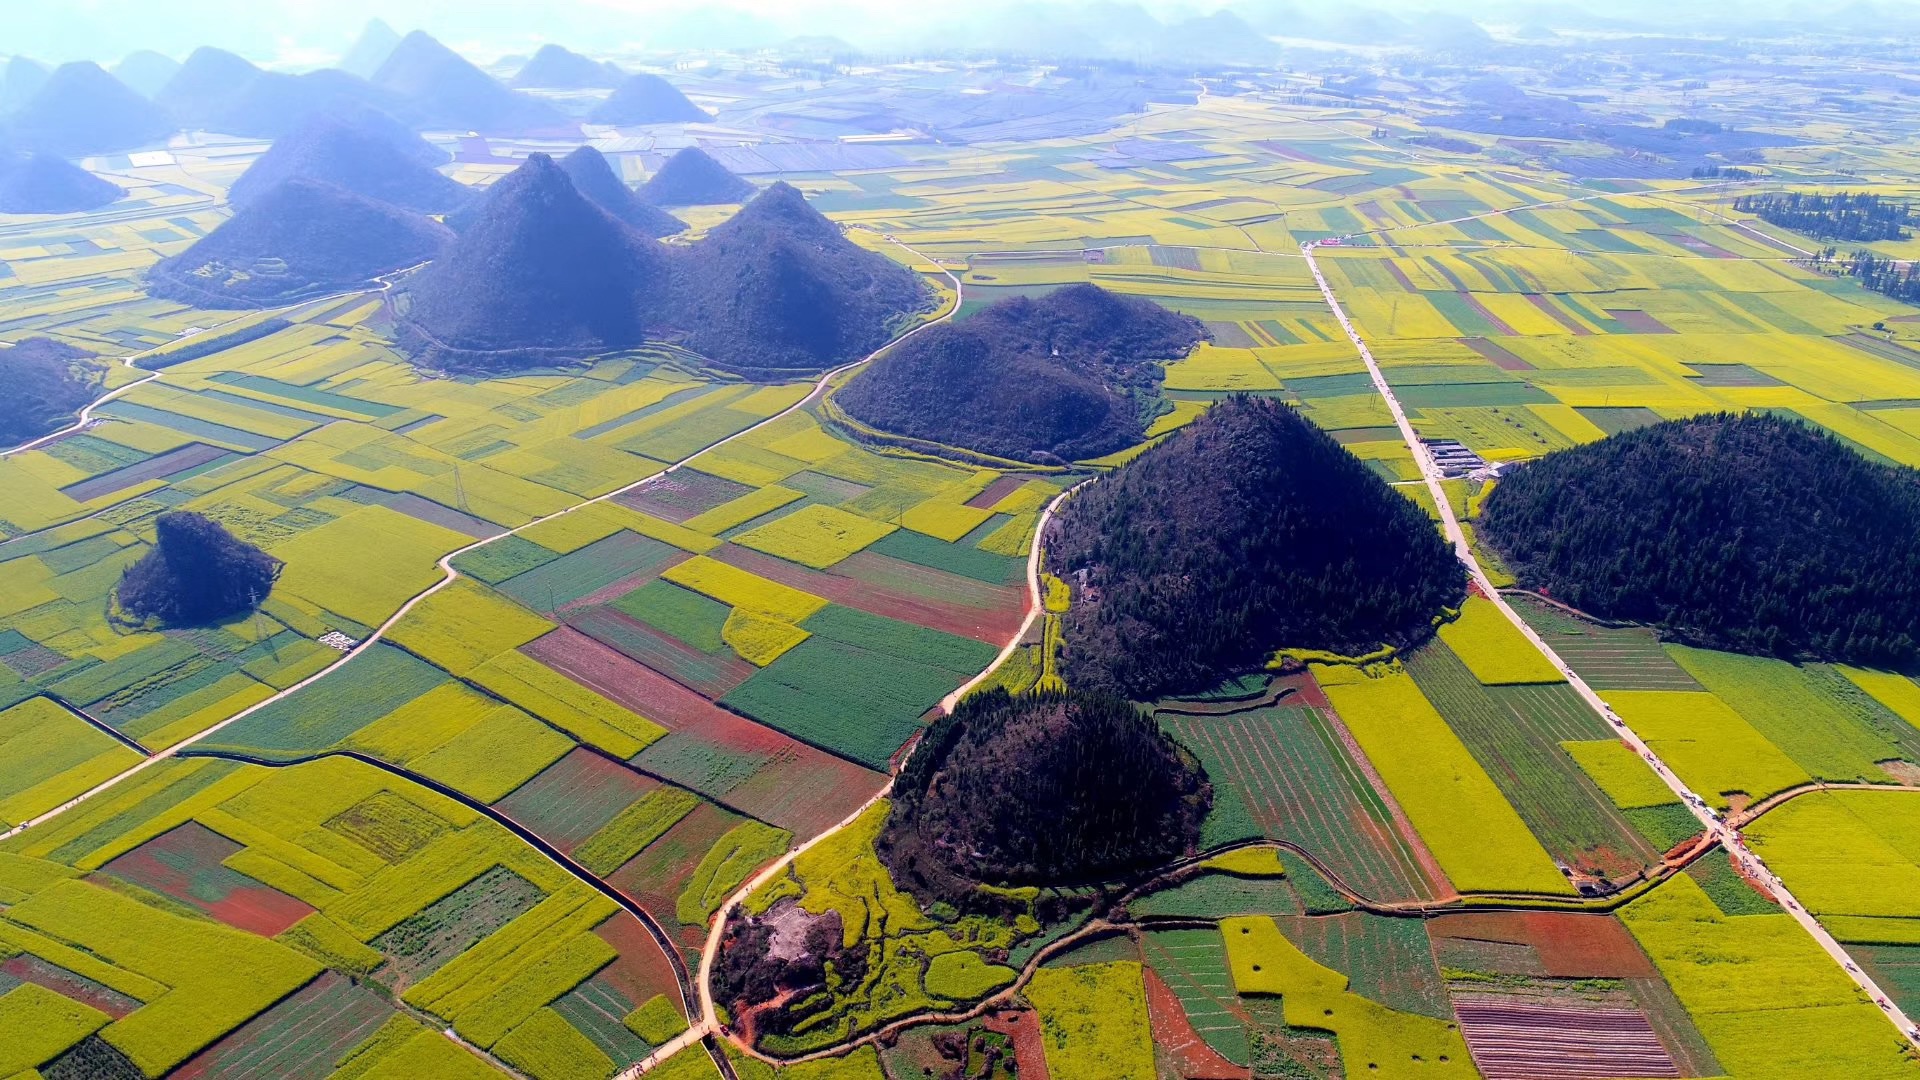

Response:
(1460, 293), (1519, 335)
(616, 469), (754, 523)
(1426, 912), (1656, 979)
(1453, 996), (1680, 1080)
(1276, 670), (1329, 708)
(493, 747), (661, 852)
(1605, 309), (1675, 334)
(963, 475), (1028, 509)
(100, 822), (315, 937)
(982, 1006), (1052, 1079)
(524, 627), (795, 751)
(592, 911), (685, 1009)
(0, 954), (140, 1018)
(1143, 965), (1251, 1080)
(565, 604), (757, 698)
(1462, 338), (1536, 371)
(720, 750), (883, 839)
(607, 802), (746, 956)
(718, 545), (1025, 645)
(1523, 294), (1593, 336)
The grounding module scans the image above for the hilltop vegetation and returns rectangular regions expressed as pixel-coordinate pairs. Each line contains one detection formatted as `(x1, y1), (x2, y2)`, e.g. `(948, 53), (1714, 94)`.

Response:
(1047, 396), (1465, 698)
(0, 153), (123, 213)
(666, 181), (932, 375)
(227, 115), (466, 213)
(117, 511), (282, 626)
(150, 178), (450, 307)
(556, 146), (686, 238)
(399, 164), (928, 374)
(838, 284), (1205, 462)
(1480, 412), (1920, 668)
(590, 73), (710, 125)
(880, 687), (1210, 903)
(0, 338), (104, 446)
(397, 153), (664, 369)
(637, 147), (752, 205)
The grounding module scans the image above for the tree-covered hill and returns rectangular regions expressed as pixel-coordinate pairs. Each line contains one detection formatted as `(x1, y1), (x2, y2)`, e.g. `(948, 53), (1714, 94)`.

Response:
(397, 153), (666, 370)
(149, 178), (451, 307)
(590, 74), (710, 126)
(370, 31), (563, 133)
(0, 153), (123, 213)
(118, 511), (282, 626)
(512, 45), (622, 90)
(8, 61), (174, 157)
(1480, 412), (1920, 667)
(556, 146), (687, 239)
(879, 687), (1210, 905)
(665, 181), (932, 376)
(0, 338), (105, 447)
(836, 284), (1205, 462)
(637, 146), (752, 206)
(1047, 395), (1465, 698)
(226, 114), (467, 213)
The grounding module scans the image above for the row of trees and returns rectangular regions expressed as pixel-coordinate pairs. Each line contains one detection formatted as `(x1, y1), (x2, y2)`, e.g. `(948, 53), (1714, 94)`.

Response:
(1735, 190), (1915, 241)
(1799, 247), (1920, 305)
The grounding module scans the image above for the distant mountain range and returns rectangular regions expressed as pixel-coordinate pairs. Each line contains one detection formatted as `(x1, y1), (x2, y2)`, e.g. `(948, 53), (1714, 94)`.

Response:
(0, 28), (588, 156)
(371, 31), (565, 133)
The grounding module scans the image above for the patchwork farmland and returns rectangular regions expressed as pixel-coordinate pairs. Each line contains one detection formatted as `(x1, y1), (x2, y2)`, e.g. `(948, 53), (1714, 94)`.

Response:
(2, 23), (1920, 1080)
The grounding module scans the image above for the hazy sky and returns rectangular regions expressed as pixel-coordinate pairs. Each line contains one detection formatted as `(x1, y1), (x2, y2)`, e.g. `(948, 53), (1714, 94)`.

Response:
(5, 0), (1845, 65)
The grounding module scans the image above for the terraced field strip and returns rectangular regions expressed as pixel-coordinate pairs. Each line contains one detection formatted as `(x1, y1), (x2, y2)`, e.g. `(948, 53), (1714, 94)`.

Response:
(1163, 706), (1438, 903)
(1453, 997), (1681, 1080)
(1506, 598), (1701, 692)
(1406, 644), (1660, 880)
(1140, 928), (1248, 1067)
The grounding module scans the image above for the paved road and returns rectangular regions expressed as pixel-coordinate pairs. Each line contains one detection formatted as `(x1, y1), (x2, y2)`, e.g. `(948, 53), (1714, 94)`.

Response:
(1302, 239), (1920, 1051)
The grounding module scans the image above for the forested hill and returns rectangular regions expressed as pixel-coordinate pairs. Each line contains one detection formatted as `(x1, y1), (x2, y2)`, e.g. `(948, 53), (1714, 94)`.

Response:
(0, 338), (104, 447)
(117, 511), (282, 626)
(879, 687), (1210, 903)
(1046, 395), (1465, 699)
(836, 284), (1205, 463)
(1480, 412), (1920, 668)
(149, 178), (450, 306)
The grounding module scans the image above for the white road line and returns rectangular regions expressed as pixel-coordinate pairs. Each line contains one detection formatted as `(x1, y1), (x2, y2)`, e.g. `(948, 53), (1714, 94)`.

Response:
(1302, 239), (1920, 1050)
